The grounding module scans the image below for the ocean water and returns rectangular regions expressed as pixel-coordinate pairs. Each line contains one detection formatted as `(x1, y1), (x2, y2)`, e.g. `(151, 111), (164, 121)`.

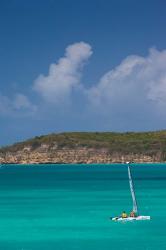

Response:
(0, 163), (165, 250)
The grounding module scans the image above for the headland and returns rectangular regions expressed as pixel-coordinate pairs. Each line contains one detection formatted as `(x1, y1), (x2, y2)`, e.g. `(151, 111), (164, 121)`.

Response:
(0, 131), (166, 164)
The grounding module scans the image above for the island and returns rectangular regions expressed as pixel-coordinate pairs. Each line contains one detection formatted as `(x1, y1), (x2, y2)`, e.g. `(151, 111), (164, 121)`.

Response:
(0, 131), (166, 164)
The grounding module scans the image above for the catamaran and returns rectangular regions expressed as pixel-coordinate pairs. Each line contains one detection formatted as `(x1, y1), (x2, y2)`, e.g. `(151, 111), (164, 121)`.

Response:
(111, 163), (150, 221)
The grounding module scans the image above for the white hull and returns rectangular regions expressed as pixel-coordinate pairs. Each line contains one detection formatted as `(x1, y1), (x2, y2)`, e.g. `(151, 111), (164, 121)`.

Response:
(112, 215), (150, 221)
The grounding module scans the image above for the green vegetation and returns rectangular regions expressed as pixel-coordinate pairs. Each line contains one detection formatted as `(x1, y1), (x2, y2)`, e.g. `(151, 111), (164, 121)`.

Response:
(1, 131), (166, 159)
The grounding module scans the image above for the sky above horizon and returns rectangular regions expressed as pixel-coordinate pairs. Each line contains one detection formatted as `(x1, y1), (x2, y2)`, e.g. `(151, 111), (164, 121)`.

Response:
(1, 0), (166, 146)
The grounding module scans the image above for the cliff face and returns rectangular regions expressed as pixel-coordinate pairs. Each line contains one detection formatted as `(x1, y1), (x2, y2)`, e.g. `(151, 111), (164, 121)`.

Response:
(0, 144), (163, 164)
(1, 131), (166, 164)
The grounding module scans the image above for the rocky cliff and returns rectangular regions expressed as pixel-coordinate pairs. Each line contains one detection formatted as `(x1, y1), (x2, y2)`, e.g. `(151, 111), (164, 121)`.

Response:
(0, 131), (166, 164)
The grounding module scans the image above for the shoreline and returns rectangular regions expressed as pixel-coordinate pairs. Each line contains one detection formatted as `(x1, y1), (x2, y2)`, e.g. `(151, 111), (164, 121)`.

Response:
(1, 162), (165, 165)
(1, 131), (166, 164)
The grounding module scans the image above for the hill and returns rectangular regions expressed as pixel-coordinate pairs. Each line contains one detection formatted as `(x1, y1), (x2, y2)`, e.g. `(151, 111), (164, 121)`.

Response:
(1, 131), (166, 163)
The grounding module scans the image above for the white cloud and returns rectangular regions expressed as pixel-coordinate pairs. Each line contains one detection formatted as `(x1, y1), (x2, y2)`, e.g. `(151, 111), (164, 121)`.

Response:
(13, 93), (35, 110)
(34, 42), (92, 104)
(0, 93), (36, 116)
(88, 48), (166, 117)
(2, 43), (166, 131)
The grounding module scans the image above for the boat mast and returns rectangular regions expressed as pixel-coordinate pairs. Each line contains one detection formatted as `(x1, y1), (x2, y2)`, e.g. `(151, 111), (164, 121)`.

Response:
(128, 164), (138, 214)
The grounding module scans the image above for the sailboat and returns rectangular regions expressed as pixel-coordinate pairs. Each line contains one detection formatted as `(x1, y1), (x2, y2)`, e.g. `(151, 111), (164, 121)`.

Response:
(112, 163), (150, 221)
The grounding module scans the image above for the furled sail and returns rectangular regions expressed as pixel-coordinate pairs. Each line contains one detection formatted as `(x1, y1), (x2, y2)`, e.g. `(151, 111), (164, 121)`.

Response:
(128, 165), (138, 214)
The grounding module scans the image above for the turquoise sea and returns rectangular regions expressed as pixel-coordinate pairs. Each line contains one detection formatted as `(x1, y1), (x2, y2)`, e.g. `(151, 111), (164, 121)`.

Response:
(0, 163), (165, 250)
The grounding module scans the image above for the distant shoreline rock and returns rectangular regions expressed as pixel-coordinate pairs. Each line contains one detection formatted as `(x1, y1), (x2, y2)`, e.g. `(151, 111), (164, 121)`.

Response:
(1, 131), (166, 164)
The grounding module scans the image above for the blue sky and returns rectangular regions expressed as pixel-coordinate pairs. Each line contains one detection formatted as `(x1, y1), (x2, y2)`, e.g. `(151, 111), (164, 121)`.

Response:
(0, 0), (166, 145)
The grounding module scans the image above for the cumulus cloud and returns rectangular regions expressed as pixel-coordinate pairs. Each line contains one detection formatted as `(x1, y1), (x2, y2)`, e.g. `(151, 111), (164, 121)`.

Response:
(2, 43), (166, 131)
(34, 42), (92, 104)
(88, 48), (166, 118)
(0, 93), (36, 116)
(13, 93), (36, 110)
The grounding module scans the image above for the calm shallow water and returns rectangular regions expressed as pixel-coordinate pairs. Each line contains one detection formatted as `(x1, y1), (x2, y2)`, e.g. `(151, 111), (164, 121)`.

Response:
(0, 163), (165, 250)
